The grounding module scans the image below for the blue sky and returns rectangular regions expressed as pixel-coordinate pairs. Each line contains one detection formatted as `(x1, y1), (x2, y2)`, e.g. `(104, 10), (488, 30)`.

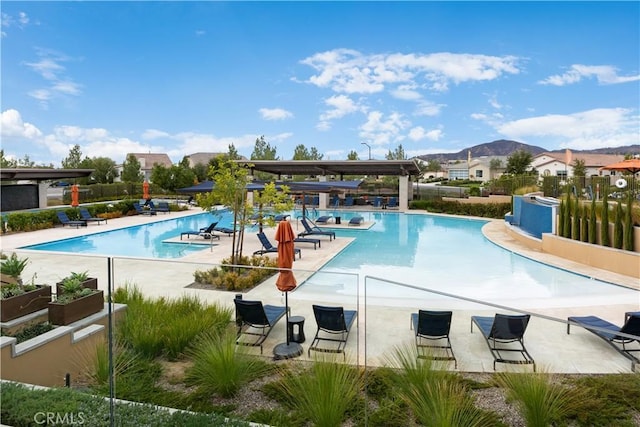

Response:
(1, 1), (639, 167)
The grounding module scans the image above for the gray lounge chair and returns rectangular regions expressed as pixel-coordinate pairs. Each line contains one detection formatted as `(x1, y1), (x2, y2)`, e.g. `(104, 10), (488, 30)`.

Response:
(471, 313), (535, 371)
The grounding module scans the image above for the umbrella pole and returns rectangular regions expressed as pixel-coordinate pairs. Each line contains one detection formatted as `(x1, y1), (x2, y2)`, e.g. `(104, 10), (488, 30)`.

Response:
(285, 291), (290, 345)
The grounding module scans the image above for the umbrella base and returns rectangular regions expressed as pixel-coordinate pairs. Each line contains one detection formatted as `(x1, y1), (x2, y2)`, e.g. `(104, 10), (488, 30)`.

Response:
(273, 342), (303, 360)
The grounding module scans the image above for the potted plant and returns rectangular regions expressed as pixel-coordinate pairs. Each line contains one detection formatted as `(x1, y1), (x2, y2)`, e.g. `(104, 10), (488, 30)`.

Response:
(55, 271), (97, 295)
(1, 254), (52, 322)
(48, 276), (104, 326)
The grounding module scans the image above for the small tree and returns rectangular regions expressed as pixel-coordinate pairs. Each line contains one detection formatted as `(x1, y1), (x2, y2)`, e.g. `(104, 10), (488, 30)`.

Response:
(563, 193), (572, 239)
(623, 192), (635, 251)
(589, 197), (597, 244)
(613, 200), (624, 249)
(572, 200), (580, 241)
(600, 192), (609, 247)
(505, 150), (533, 175)
(557, 201), (564, 237)
(581, 205), (589, 243)
(121, 154), (144, 183)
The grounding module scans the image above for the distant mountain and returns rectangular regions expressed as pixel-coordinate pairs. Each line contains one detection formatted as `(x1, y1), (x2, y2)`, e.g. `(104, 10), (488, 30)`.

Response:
(416, 140), (640, 161)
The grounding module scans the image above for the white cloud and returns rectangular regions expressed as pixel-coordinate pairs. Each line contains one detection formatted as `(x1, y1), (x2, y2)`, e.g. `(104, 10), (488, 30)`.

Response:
(414, 101), (443, 117)
(359, 111), (410, 145)
(408, 126), (444, 142)
(24, 48), (82, 107)
(301, 49), (521, 94)
(259, 108), (293, 120)
(317, 94), (362, 130)
(1, 109), (42, 139)
(142, 129), (171, 140)
(390, 84), (422, 100)
(539, 64), (640, 86)
(496, 108), (640, 150)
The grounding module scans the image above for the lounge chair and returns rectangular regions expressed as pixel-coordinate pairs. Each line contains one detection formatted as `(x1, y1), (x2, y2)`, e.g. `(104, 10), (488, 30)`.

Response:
(234, 299), (287, 354)
(309, 305), (357, 359)
(387, 197), (398, 209)
(567, 314), (640, 370)
(315, 215), (334, 224)
(133, 201), (157, 216)
(56, 211), (87, 228)
(254, 232), (301, 259)
(344, 196), (354, 207)
(411, 310), (457, 368)
(348, 216), (364, 226)
(274, 214), (290, 222)
(293, 236), (321, 249)
(79, 208), (107, 224)
(180, 222), (220, 240)
(471, 313), (535, 371)
(155, 201), (171, 213)
(298, 218), (336, 241)
(372, 196), (383, 208)
(213, 225), (236, 236)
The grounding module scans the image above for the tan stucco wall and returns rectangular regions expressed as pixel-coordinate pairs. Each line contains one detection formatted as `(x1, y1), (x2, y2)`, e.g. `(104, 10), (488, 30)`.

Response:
(541, 233), (640, 279)
(0, 305), (126, 387)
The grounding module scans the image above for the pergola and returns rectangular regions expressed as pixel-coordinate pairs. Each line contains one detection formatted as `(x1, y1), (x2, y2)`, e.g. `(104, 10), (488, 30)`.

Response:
(235, 160), (422, 210)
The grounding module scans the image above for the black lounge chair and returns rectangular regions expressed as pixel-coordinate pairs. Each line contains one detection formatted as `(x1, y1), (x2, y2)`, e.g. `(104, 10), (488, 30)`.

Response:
(309, 305), (357, 359)
(254, 232), (301, 259)
(348, 216), (364, 226)
(180, 222), (220, 240)
(56, 211), (87, 228)
(471, 313), (535, 371)
(133, 201), (157, 216)
(299, 218), (336, 241)
(293, 236), (321, 249)
(567, 314), (640, 370)
(411, 310), (457, 368)
(234, 299), (287, 354)
(79, 208), (107, 224)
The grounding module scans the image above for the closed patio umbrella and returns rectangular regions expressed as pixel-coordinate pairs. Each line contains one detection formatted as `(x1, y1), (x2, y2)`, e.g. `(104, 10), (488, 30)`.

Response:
(273, 219), (303, 359)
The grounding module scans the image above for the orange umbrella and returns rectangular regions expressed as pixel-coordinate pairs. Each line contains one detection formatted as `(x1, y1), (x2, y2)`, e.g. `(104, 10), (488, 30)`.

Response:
(599, 158), (640, 175)
(275, 220), (297, 292)
(71, 184), (79, 207)
(143, 181), (150, 200)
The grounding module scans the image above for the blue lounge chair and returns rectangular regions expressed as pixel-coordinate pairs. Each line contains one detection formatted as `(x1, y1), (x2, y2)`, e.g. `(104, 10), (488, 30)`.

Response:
(387, 197), (398, 209)
(154, 201), (171, 213)
(213, 225), (236, 236)
(273, 214), (290, 222)
(180, 222), (220, 240)
(299, 218), (336, 241)
(56, 211), (87, 228)
(471, 313), (535, 371)
(254, 232), (301, 259)
(411, 310), (457, 368)
(234, 299), (287, 354)
(348, 216), (364, 226)
(309, 305), (357, 359)
(315, 215), (333, 224)
(372, 196), (383, 208)
(79, 208), (107, 224)
(133, 201), (157, 216)
(293, 237), (321, 249)
(568, 314), (640, 370)
(344, 196), (354, 207)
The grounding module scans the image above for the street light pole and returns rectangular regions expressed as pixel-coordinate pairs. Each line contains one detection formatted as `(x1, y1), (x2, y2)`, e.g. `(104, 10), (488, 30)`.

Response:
(361, 142), (372, 160)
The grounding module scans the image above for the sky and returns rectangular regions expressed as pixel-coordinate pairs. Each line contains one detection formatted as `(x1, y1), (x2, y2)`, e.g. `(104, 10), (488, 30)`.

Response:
(1, 1), (639, 167)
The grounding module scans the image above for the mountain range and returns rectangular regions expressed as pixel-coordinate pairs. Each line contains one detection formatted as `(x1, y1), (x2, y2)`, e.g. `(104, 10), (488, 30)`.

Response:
(416, 140), (640, 162)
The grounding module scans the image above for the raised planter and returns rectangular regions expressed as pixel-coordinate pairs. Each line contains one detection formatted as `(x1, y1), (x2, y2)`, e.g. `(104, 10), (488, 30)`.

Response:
(1, 286), (52, 322)
(48, 290), (104, 326)
(55, 277), (98, 296)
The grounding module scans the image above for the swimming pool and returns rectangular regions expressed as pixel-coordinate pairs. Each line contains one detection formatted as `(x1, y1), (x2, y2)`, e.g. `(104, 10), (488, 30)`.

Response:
(22, 209), (638, 308)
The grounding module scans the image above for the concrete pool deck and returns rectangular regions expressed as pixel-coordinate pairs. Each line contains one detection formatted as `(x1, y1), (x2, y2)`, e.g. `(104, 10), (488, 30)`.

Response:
(1, 207), (638, 374)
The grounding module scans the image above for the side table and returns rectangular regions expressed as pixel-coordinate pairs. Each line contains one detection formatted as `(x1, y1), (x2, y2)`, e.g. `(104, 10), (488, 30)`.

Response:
(287, 315), (306, 343)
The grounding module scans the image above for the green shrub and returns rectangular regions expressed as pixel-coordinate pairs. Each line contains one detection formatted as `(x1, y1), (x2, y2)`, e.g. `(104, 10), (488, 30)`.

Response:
(185, 327), (273, 398)
(624, 192), (635, 251)
(601, 194), (610, 247)
(589, 197), (597, 244)
(1, 322), (54, 343)
(114, 285), (231, 359)
(409, 200), (511, 218)
(572, 198), (580, 240)
(581, 205), (589, 242)
(495, 371), (582, 427)
(193, 255), (278, 291)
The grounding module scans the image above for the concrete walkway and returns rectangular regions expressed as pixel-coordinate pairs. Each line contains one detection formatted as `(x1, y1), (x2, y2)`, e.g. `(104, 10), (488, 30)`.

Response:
(1, 207), (638, 373)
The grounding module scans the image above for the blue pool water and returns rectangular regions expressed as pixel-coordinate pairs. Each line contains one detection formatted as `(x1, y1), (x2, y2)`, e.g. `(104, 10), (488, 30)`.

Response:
(22, 209), (638, 307)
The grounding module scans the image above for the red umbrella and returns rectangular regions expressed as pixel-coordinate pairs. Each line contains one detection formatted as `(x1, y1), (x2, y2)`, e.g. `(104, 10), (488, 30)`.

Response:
(275, 220), (297, 292)
(599, 158), (640, 175)
(273, 219), (302, 358)
(71, 184), (79, 207)
(143, 181), (150, 200)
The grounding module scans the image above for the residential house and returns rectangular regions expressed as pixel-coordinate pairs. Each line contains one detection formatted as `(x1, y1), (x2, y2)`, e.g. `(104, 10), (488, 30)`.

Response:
(185, 152), (226, 168)
(116, 153), (173, 182)
(531, 151), (624, 180)
(468, 156), (509, 183)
